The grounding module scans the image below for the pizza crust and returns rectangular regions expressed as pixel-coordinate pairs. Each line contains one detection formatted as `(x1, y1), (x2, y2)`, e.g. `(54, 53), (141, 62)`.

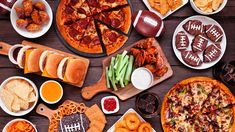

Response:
(161, 77), (235, 132)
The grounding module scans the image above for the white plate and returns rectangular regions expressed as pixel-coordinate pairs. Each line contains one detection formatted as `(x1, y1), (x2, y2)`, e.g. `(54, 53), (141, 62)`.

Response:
(2, 118), (37, 132)
(10, 0), (53, 38)
(107, 108), (156, 132)
(143, 0), (189, 19)
(172, 15), (227, 70)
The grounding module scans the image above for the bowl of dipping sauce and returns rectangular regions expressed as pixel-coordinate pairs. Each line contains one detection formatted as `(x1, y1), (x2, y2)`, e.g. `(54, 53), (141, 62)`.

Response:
(40, 80), (63, 104)
(101, 96), (119, 114)
(136, 92), (161, 118)
(131, 67), (154, 90)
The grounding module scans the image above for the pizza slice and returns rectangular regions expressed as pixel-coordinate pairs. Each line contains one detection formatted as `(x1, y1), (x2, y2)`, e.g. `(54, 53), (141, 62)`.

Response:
(202, 84), (235, 113)
(78, 19), (103, 53)
(98, 0), (128, 11)
(192, 113), (214, 131)
(98, 22), (128, 55)
(209, 106), (235, 132)
(94, 6), (131, 34)
(189, 81), (213, 115)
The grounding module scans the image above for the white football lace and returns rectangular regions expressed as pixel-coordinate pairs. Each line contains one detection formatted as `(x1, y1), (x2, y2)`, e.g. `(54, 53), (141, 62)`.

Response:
(188, 54), (200, 65)
(64, 123), (81, 132)
(205, 48), (218, 61)
(180, 36), (187, 46)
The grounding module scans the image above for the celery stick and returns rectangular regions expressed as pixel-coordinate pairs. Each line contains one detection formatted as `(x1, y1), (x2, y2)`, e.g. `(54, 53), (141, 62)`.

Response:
(116, 61), (128, 81)
(108, 57), (115, 78)
(105, 67), (110, 88)
(111, 73), (118, 91)
(116, 55), (129, 79)
(124, 55), (134, 82)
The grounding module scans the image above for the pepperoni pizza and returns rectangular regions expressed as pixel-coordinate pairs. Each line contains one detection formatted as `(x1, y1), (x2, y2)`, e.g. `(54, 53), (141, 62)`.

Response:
(161, 77), (235, 132)
(56, 0), (131, 56)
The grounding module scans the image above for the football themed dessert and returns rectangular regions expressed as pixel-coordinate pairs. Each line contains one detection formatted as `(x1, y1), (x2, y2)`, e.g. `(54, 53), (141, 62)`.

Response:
(56, 0), (131, 56)
(173, 16), (226, 69)
(14, 0), (50, 32)
(161, 77), (235, 132)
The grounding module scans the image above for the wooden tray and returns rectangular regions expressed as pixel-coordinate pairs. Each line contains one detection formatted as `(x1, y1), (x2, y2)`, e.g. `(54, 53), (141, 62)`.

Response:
(81, 38), (173, 100)
(0, 41), (90, 87)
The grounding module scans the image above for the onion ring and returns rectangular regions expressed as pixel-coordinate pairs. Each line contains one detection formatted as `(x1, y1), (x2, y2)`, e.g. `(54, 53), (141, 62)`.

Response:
(138, 122), (152, 132)
(124, 113), (141, 130)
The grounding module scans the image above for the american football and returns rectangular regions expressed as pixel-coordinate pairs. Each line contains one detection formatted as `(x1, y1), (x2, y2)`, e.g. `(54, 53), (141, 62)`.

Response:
(0, 0), (16, 15)
(175, 31), (189, 51)
(192, 34), (208, 53)
(203, 44), (221, 63)
(132, 10), (164, 37)
(181, 51), (202, 67)
(183, 20), (204, 36)
(205, 24), (223, 42)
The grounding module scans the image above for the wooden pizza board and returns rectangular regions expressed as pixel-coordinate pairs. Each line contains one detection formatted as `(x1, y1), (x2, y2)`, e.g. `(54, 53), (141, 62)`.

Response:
(81, 38), (173, 101)
(0, 41), (90, 87)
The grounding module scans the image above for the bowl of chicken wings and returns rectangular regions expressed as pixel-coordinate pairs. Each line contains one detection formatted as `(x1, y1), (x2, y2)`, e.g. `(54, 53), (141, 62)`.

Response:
(10, 0), (52, 38)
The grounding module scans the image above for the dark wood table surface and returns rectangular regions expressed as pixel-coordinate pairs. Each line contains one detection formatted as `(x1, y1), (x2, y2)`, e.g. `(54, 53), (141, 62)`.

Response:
(1, 0), (235, 131)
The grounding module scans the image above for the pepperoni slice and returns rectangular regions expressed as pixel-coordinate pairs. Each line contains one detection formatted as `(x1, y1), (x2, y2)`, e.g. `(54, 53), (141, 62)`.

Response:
(101, 5), (110, 10)
(77, 19), (89, 29)
(103, 16), (111, 25)
(64, 17), (73, 25)
(82, 36), (92, 44)
(68, 27), (80, 39)
(77, 8), (86, 14)
(93, 36), (101, 45)
(87, 0), (99, 7)
(65, 6), (74, 14)
(70, 0), (79, 6)
(106, 0), (115, 3)
(111, 19), (121, 28)
(107, 32), (117, 42)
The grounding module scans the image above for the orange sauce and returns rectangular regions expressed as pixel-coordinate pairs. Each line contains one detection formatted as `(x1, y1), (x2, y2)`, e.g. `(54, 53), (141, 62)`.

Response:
(41, 81), (62, 103)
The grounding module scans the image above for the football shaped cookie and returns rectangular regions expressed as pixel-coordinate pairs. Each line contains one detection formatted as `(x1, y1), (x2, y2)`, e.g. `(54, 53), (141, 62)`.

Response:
(192, 34), (208, 53)
(203, 44), (221, 63)
(205, 24), (223, 42)
(175, 31), (189, 51)
(132, 10), (164, 37)
(183, 20), (204, 36)
(182, 51), (202, 67)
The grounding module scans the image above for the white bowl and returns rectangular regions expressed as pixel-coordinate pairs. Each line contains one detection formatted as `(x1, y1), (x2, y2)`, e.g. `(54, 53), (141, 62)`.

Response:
(8, 44), (24, 65)
(101, 96), (119, 114)
(2, 118), (37, 132)
(40, 80), (63, 104)
(190, 0), (227, 15)
(10, 0), (53, 38)
(131, 67), (154, 90)
(0, 76), (39, 116)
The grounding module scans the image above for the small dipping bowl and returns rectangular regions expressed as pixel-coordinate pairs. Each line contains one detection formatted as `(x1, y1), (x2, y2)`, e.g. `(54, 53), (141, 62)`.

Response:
(40, 80), (63, 104)
(3, 118), (37, 132)
(131, 67), (154, 90)
(136, 92), (161, 118)
(8, 44), (24, 65)
(101, 96), (119, 114)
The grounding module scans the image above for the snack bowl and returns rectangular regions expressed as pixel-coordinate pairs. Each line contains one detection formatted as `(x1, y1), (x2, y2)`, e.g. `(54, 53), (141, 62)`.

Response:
(10, 0), (53, 38)
(101, 96), (119, 114)
(0, 76), (38, 116)
(2, 118), (37, 132)
(190, 0), (227, 15)
(8, 44), (24, 65)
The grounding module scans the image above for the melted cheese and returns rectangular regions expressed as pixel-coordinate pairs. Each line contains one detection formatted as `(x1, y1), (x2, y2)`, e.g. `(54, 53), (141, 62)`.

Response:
(24, 49), (33, 74)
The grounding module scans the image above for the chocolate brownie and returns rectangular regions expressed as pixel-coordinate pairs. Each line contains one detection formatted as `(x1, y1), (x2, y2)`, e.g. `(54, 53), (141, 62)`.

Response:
(192, 34), (208, 53)
(183, 20), (204, 36)
(205, 24), (223, 42)
(175, 31), (189, 51)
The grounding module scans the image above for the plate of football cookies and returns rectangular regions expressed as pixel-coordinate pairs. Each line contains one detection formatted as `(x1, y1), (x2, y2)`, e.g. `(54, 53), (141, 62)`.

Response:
(55, 0), (132, 57)
(143, 0), (189, 19)
(172, 15), (226, 70)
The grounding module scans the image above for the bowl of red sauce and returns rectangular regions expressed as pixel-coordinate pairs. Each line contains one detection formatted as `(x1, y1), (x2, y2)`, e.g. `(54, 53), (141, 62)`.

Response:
(101, 96), (119, 114)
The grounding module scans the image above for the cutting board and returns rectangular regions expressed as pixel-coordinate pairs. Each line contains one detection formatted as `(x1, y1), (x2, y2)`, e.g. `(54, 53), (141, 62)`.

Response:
(0, 41), (89, 87)
(81, 38), (173, 101)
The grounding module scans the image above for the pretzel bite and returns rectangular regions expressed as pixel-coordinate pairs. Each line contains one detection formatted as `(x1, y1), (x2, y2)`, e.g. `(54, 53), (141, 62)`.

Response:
(39, 11), (49, 25)
(26, 23), (41, 32)
(34, 2), (46, 11)
(22, 0), (33, 17)
(16, 19), (28, 28)
(14, 7), (25, 19)
(31, 9), (42, 25)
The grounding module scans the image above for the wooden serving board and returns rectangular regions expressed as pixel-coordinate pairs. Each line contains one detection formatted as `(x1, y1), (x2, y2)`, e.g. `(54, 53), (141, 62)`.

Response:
(81, 38), (173, 101)
(36, 100), (85, 121)
(0, 41), (90, 87)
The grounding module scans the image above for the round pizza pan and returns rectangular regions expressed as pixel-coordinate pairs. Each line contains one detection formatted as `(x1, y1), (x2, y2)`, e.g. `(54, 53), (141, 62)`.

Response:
(54, 0), (133, 58)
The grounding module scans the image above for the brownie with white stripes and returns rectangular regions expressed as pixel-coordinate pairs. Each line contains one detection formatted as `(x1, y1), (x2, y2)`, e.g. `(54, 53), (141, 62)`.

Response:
(203, 44), (221, 63)
(183, 20), (204, 36)
(205, 25), (223, 43)
(192, 34), (208, 53)
(175, 31), (189, 51)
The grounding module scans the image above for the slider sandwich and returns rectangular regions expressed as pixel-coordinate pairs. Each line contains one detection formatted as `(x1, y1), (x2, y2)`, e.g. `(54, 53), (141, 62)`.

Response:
(17, 46), (32, 68)
(24, 48), (43, 73)
(57, 57), (86, 85)
(40, 51), (64, 78)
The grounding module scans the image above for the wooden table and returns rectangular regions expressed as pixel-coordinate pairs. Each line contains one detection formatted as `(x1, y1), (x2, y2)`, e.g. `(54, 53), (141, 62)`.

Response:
(0, 0), (235, 131)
